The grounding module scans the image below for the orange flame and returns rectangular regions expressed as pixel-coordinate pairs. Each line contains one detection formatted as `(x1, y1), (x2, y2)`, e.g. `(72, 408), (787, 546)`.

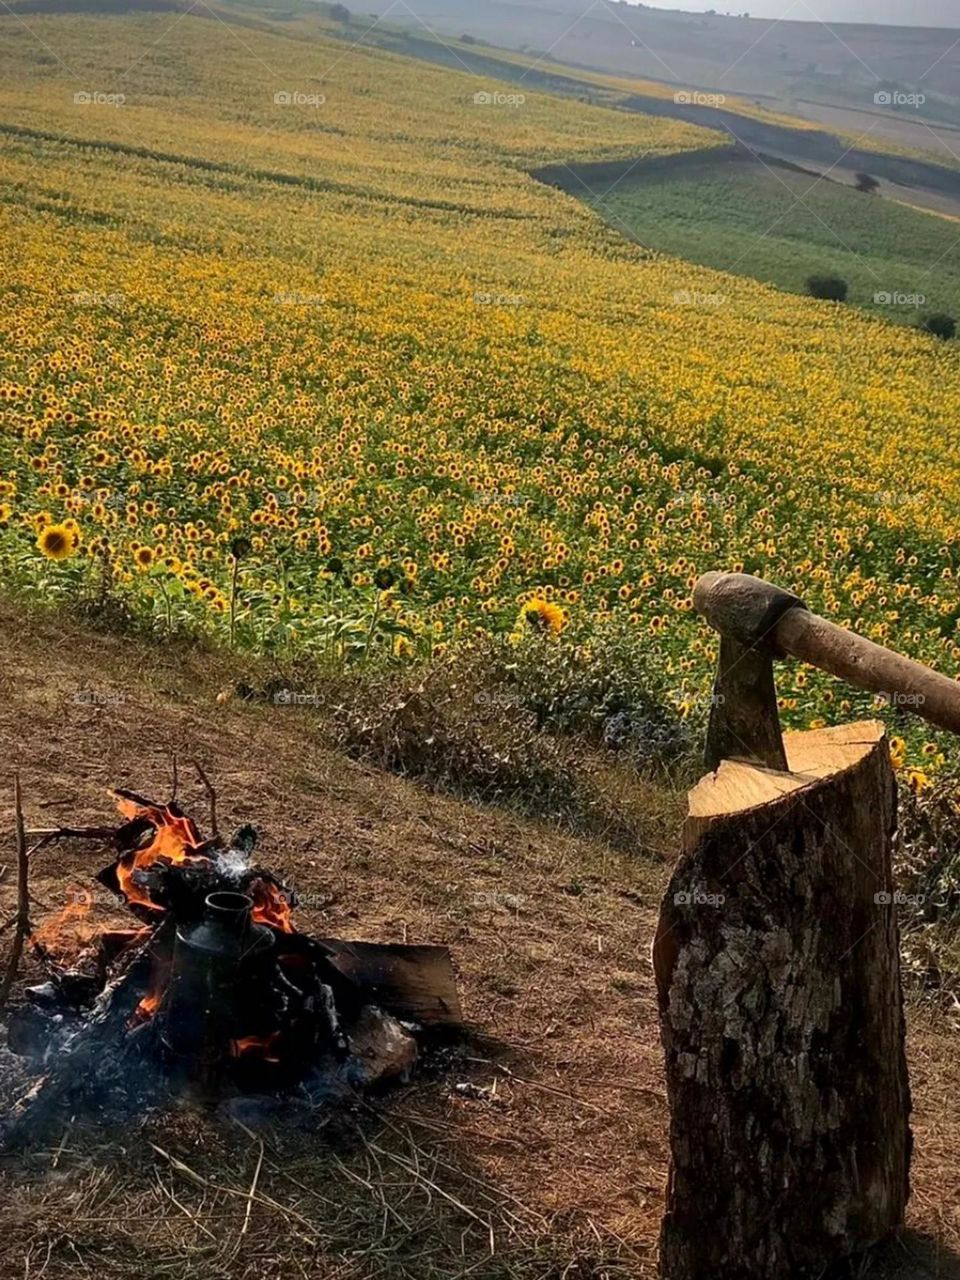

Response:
(249, 877), (294, 933)
(113, 794), (207, 911)
(230, 1032), (281, 1063)
(32, 887), (97, 954)
(133, 987), (163, 1022)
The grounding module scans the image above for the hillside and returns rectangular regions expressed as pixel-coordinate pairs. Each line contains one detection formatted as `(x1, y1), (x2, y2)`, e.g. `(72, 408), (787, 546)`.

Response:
(588, 154), (960, 323)
(2, 8), (960, 771)
(358, 0), (960, 129)
(2, 9), (960, 1275)
(0, 601), (957, 1278)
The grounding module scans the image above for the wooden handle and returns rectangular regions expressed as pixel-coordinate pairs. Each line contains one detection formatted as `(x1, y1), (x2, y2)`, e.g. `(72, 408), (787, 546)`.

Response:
(775, 607), (960, 736)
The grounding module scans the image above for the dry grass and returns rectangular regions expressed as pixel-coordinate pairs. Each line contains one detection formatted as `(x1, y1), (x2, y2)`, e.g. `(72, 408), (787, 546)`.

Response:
(0, 601), (957, 1279)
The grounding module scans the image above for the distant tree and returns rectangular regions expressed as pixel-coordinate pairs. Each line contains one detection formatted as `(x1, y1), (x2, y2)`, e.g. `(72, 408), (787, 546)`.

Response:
(460, 32), (477, 44)
(806, 274), (849, 302)
(327, 2), (350, 21)
(854, 171), (880, 194)
(919, 313), (956, 340)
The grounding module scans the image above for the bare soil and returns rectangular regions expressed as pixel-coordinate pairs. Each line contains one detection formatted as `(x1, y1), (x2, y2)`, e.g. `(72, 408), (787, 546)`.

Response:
(0, 603), (956, 1279)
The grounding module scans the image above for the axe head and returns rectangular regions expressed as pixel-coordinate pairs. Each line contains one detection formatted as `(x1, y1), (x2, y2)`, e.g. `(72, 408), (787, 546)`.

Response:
(706, 635), (789, 772)
(694, 573), (807, 773)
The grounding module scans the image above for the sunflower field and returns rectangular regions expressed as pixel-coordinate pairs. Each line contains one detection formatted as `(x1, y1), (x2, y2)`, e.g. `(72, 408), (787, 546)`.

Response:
(2, 8), (960, 773)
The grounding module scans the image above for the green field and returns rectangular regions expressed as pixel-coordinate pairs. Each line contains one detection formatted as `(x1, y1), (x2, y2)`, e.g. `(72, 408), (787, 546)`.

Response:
(589, 159), (960, 327)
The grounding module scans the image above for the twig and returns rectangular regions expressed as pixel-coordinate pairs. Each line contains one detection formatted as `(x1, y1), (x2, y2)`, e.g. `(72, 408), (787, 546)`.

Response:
(149, 1143), (322, 1241)
(154, 1172), (218, 1242)
(25, 826), (117, 844)
(462, 1058), (622, 1120)
(241, 1138), (264, 1237)
(191, 761), (218, 839)
(51, 1115), (75, 1169)
(0, 774), (31, 1013)
(169, 753), (179, 804)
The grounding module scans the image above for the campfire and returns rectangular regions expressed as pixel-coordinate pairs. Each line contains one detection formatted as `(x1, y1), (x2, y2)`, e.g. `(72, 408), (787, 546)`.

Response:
(1, 774), (460, 1147)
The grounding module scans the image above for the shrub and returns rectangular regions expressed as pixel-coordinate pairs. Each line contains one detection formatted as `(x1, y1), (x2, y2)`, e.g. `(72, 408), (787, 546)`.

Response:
(854, 171), (880, 194)
(273, 625), (698, 853)
(919, 312), (956, 340)
(499, 616), (697, 774)
(894, 772), (960, 1023)
(805, 274), (848, 302)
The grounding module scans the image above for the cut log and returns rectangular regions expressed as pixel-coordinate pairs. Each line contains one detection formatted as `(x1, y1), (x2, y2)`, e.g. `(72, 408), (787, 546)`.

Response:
(654, 721), (911, 1280)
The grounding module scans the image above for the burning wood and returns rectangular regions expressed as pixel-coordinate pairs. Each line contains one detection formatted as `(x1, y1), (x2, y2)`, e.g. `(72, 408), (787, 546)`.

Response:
(1, 780), (461, 1147)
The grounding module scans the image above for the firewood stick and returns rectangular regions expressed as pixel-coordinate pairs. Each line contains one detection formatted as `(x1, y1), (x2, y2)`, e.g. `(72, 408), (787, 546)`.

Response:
(191, 760), (219, 839)
(25, 826), (117, 842)
(0, 774), (30, 1014)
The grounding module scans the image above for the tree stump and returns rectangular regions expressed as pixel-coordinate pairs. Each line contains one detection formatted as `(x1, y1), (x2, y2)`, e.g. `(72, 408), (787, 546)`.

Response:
(654, 721), (911, 1280)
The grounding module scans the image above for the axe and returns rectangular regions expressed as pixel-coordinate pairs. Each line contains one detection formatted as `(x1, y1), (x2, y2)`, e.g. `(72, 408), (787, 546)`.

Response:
(694, 571), (960, 771)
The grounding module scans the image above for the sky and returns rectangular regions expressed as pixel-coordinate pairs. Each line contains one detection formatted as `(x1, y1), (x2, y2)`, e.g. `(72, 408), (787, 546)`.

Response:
(633, 0), (959, 25)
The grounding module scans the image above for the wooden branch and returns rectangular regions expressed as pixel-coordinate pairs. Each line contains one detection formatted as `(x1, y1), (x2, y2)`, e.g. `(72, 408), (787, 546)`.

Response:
(169, 752), (179, 804)
(25, 826), (118, 846)
(0, 775), (31, 1014)
(191, 760), (219, 840)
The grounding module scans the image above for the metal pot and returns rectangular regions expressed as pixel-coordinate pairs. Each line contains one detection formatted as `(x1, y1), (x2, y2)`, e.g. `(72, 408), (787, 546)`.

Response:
(161, 891), (274, 1085)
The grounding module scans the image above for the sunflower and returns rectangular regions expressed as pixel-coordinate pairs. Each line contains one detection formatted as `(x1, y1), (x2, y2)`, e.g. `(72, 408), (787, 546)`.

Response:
(133, 545), (155, 571)
(36, 523), (76, 561)
(517, 598), (566, 635)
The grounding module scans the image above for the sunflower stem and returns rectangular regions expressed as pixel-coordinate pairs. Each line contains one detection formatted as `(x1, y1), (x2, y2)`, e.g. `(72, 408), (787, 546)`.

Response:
(229, 556), (241, 649)
(361, 592), (383, 667)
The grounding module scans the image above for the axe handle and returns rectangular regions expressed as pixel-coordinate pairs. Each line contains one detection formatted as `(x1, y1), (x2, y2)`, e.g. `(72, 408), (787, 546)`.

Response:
(776, 606), (960, 736)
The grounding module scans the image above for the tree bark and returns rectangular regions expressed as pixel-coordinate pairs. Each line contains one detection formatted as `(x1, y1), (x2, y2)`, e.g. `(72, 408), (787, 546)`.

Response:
(654, 721), (911, 1280)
